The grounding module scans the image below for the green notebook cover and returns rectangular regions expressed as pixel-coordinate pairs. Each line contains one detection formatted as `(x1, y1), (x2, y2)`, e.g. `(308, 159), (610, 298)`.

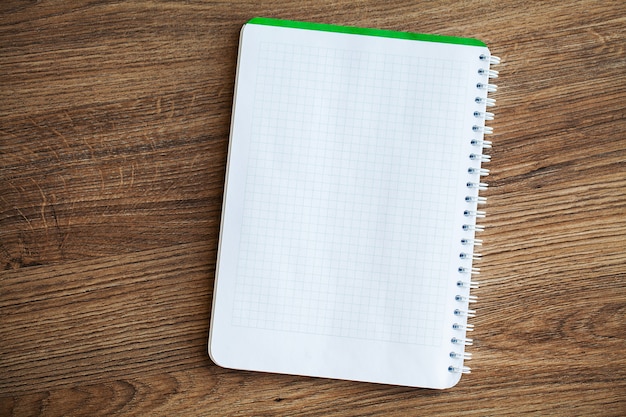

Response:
(247, 16), (486, 47)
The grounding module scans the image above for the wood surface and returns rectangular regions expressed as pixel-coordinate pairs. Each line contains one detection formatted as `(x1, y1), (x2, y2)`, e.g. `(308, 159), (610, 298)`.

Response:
(1, 0), (625, 415)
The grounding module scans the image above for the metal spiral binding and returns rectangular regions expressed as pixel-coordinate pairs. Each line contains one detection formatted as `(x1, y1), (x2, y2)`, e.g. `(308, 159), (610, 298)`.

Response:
(449, 52), (499, 376)
(470, 139), (492, 148)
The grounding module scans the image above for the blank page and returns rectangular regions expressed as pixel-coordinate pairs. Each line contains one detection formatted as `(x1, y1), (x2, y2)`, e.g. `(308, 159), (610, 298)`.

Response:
(210, 18), (491, 389)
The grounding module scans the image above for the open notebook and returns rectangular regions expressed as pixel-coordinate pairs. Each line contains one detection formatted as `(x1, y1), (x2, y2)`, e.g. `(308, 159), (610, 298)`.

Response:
(209, 17), (498, 389)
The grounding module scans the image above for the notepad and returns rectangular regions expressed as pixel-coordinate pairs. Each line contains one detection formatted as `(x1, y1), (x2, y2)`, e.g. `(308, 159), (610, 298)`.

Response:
(209, 17), (498, 389)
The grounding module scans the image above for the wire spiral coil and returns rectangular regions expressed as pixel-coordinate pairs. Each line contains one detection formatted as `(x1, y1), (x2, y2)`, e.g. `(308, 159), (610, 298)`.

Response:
(449, 53), (499, 375)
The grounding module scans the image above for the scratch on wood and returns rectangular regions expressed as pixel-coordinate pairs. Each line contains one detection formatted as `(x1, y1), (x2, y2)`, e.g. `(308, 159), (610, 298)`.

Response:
(27, 116), (43, 130)
(30, 178), (48, 232)
(8, 179), (26, 194)
(163, 181), (177, 195)
(59, 174), (67, 191)
(63, 111), (75, 127)
(49, 202), (65, 256)
(0, 128), (20, 140)
(189, 154), (200, 172)
(51, 127), (70, 149)
(83, 136), (95, 159)
(47, 145), (60, 161)
(144, 133), (156, 152)
(154, 162), (161, 185)
(14, 206), (34, 232)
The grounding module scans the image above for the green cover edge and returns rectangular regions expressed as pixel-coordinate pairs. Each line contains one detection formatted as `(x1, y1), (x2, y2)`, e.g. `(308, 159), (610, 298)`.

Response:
(247, 17), (486, 47)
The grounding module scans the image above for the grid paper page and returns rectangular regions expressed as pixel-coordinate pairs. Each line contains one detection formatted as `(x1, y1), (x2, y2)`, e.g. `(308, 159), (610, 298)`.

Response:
(232, 42), (467, 346)
(210, 21), (490, 389)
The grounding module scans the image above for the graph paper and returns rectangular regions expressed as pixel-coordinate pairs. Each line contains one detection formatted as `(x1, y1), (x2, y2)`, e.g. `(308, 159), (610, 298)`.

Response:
(210, 18), (491, 389)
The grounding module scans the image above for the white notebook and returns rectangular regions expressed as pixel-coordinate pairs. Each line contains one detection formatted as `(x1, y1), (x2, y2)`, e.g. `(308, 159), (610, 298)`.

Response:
(209, 17), (498, 389)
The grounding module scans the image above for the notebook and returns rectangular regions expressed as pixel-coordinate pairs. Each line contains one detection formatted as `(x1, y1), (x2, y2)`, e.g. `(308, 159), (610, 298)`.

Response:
(209, 17), (499, 389)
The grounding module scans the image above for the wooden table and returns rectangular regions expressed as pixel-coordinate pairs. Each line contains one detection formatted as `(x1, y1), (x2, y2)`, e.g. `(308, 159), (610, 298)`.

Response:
(1, 1), (625, 415)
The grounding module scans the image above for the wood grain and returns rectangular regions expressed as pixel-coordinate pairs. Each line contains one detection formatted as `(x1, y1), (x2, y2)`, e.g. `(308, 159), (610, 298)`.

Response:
(1, 0), (625, 415)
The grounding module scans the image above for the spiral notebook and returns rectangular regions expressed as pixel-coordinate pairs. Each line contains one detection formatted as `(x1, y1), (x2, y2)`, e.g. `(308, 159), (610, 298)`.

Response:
(209, 17), (499, 389)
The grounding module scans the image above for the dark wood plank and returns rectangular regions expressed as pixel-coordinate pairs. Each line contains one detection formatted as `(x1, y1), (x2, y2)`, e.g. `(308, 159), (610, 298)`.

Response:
(1, 0), (625, 415)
